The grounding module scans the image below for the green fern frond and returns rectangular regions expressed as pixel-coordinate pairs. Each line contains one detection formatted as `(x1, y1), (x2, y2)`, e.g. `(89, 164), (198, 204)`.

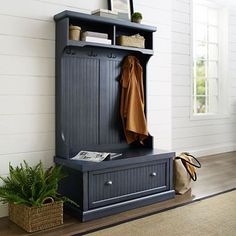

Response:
(0, 161), (78, 207)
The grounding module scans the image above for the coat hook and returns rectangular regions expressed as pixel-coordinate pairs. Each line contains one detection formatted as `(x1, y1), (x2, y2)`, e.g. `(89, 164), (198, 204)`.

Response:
(107, 53), (116, 58)
(66, 48), (72, 54)
(88, 50), (97, 57)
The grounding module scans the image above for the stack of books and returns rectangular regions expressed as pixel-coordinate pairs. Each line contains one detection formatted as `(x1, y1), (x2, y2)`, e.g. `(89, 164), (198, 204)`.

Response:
(81, 31), (111, 45)
(91, 9), (118, 19)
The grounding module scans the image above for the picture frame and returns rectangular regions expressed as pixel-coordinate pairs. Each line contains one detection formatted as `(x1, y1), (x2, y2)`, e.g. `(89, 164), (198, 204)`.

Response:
(108, 0), (134, 20)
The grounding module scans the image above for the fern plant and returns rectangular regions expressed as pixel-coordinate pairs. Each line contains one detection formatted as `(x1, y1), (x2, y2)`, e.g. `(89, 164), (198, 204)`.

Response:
(0, 161), (74, 207)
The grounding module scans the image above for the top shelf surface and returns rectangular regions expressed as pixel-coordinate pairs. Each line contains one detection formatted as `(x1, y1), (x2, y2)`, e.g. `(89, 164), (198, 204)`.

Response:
(54, 10), (157, 32)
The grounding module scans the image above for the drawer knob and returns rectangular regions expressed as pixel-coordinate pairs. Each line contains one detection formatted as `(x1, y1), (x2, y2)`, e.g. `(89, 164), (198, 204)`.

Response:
(150, 172), (157, 177)
(105, 180), (113, 185)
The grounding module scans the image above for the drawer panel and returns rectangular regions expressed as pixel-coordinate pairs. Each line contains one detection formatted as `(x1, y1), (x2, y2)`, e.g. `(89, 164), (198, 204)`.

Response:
(88, 160), (169, 208)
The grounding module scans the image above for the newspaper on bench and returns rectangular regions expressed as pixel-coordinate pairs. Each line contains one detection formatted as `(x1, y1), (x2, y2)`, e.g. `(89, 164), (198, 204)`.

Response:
(72, 151), (122, 162)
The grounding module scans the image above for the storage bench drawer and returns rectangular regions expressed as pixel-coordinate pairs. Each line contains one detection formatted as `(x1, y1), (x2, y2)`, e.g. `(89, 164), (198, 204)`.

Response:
(88, 160), (170, 208)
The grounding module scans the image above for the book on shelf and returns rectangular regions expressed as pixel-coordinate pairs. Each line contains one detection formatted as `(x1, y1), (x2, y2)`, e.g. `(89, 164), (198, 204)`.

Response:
(91, 9), (118, 19)
(71, 151), (122, 162)
(81, 36), (112, 45)
(81, 31), (108, 39)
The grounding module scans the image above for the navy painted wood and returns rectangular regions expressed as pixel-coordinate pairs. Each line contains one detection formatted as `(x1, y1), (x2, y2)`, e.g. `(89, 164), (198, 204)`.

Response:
(56, 151), (175, 221)
(88, 160), (169, 208)
(54, 10), (156, 32)
(54, 149), (175, 171)
(65, 190), (175, 222)
(54, 11), (175, 222)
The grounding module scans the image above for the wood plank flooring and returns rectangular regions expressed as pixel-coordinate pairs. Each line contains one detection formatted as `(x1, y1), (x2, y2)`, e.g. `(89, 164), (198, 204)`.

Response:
(0, 151), (236, 236)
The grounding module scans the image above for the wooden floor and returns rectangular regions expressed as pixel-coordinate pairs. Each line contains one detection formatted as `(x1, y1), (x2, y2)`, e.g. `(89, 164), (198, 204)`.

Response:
(0, 151), (236, 236)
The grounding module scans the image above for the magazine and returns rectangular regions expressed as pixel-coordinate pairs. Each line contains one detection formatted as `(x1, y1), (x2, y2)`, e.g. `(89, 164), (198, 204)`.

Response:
(72, 151), (122, 162)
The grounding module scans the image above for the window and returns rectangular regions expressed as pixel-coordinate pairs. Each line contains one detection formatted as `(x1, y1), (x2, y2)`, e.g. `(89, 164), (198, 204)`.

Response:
(192, 0), (228, 116)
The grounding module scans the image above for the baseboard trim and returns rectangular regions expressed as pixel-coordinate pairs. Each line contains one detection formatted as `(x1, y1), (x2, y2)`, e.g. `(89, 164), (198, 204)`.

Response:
(0, 204), (8, 218)
(188, 144), (236, 157)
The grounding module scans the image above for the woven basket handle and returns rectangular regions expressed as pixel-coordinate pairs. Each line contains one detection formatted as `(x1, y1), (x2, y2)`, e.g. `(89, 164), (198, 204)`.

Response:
(42, 197), (54, 204)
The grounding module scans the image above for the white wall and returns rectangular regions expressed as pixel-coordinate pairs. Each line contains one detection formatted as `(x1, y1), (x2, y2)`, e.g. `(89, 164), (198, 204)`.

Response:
(171, 0), (236, 156)
(135, 0), (173, 150)
(0, 0), (173, 217)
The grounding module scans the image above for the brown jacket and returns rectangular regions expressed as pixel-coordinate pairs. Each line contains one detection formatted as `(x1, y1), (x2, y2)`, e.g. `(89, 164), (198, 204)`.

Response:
(120, 56), (148, 144)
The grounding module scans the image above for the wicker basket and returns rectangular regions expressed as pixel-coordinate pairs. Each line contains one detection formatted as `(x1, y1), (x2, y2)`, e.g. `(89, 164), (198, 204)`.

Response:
(117, 35), (145, 48)
(9, 201), (63, 233)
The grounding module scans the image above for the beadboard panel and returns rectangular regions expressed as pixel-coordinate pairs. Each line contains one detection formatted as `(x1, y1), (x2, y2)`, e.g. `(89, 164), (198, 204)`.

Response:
(0, 132), (54, 155)
(0, 114), (54, 134)
(0, 75), (54, 95)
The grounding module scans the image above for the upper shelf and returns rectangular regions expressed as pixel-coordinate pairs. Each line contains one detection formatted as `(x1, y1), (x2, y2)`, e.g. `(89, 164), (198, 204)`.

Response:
(54, 10), (157, 56)
(54, 10), (157, 32)
(67, 40), (154, 55)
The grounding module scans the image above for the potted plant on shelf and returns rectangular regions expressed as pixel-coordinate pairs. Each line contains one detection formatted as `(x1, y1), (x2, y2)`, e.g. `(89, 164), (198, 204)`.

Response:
(131, 12), (143, 23)
(0, 161), (76, 233)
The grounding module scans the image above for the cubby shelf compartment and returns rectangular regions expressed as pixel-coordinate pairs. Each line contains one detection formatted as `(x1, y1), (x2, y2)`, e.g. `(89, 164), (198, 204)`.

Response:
(54, 10), (157, 55)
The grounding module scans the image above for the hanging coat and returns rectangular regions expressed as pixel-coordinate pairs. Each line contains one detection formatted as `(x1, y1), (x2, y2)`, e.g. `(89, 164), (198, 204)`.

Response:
(120, 55), (148, 144)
